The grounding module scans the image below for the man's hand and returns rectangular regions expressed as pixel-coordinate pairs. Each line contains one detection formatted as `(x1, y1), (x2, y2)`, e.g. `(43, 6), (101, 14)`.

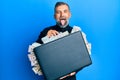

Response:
(47, 30), (59, 37)
(59, 72), (76, 80)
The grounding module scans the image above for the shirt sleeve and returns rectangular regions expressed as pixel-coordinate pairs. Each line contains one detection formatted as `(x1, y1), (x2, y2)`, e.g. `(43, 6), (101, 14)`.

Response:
(36, 27), (50, 44)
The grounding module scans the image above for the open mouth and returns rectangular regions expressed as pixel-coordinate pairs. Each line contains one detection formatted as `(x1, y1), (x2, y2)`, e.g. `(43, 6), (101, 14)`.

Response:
(56, 17), (69, 28)
(60, 19), (66, 26)
(59, 17), (67, 26)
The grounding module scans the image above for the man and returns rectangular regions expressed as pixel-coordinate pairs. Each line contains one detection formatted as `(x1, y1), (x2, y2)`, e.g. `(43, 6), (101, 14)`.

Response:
(36, 2), (72, 44)
(36, 2), (77, 80)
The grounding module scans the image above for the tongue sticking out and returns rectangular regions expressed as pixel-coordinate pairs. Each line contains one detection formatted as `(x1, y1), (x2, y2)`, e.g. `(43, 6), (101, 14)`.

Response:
(60, 20), (66, 26)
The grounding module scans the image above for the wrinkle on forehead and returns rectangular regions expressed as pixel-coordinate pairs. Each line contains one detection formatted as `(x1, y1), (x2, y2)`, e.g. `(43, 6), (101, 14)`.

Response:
(55, 5), (70, 12)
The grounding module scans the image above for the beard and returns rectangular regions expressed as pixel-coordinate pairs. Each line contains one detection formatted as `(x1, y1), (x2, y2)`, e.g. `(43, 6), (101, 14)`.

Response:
(56, 17), (69, 28)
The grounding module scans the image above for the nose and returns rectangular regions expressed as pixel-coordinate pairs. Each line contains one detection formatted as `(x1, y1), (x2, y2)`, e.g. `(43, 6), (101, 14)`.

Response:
(60, 11), (64, 17)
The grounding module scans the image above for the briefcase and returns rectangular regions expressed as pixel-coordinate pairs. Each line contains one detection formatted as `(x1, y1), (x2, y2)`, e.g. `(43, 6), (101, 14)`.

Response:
(34, 31), (92, 80)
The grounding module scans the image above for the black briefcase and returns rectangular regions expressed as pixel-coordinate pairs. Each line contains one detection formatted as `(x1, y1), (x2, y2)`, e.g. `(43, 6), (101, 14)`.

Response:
(34, 31), (92, 80)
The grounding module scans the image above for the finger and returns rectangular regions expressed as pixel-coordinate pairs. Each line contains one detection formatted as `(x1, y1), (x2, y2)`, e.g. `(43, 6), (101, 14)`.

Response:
(60, 75), (69, 80)
(47, 32), (52, 38)
(47, 30), (53, 37)
(47, 30), (58, 37)
(60, 72), (76, 80)
(69, 72), (76, 76)
(52, 30), (59, 36)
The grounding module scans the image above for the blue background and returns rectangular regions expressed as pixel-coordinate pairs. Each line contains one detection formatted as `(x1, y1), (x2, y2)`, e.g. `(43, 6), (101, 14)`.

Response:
(1, 0), (120, 80)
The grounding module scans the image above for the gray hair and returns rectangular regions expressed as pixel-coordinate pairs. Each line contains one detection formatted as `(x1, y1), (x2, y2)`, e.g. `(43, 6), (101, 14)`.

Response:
(54, 2), (70, 12)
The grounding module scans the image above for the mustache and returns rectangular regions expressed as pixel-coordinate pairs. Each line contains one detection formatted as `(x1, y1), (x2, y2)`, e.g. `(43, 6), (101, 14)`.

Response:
(59, 17), (67, 20)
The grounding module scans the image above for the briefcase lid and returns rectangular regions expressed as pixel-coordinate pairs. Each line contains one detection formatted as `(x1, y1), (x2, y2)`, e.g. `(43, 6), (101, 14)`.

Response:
(34, 31), (92, 80)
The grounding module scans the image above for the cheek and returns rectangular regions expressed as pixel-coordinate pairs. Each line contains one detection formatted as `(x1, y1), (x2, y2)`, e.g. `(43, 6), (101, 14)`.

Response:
(67, 13), (71, 18)
(64, 13), (70, 19)
(55, 15), (60, 20)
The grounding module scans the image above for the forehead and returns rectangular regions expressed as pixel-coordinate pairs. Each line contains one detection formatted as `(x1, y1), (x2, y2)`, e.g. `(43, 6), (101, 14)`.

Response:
(55, 5), (69, 11)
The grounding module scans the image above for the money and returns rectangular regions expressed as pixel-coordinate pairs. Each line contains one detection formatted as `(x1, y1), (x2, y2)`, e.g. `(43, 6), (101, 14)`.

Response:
(41, 31), (69, 44)
(28, 42), (43, 75)
(28, 52), (38, 66)
(32, 65), (40, 74)
(71, 26), (81, 33)
(28, 45), (34, 52)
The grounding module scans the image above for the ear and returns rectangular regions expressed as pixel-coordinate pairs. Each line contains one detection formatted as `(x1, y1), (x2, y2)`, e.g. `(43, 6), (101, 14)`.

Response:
(54, 14), (56, 19)
(69, 12), (71, 18)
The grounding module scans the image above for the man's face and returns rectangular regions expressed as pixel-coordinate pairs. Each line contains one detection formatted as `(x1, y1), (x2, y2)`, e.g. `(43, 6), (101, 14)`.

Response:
(54, 5), (71, 28)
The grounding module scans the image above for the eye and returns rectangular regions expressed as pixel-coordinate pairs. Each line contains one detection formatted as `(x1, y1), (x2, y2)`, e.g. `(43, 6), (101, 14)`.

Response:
(56, 11), (60, 14)
(64, 10), (68, 13)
